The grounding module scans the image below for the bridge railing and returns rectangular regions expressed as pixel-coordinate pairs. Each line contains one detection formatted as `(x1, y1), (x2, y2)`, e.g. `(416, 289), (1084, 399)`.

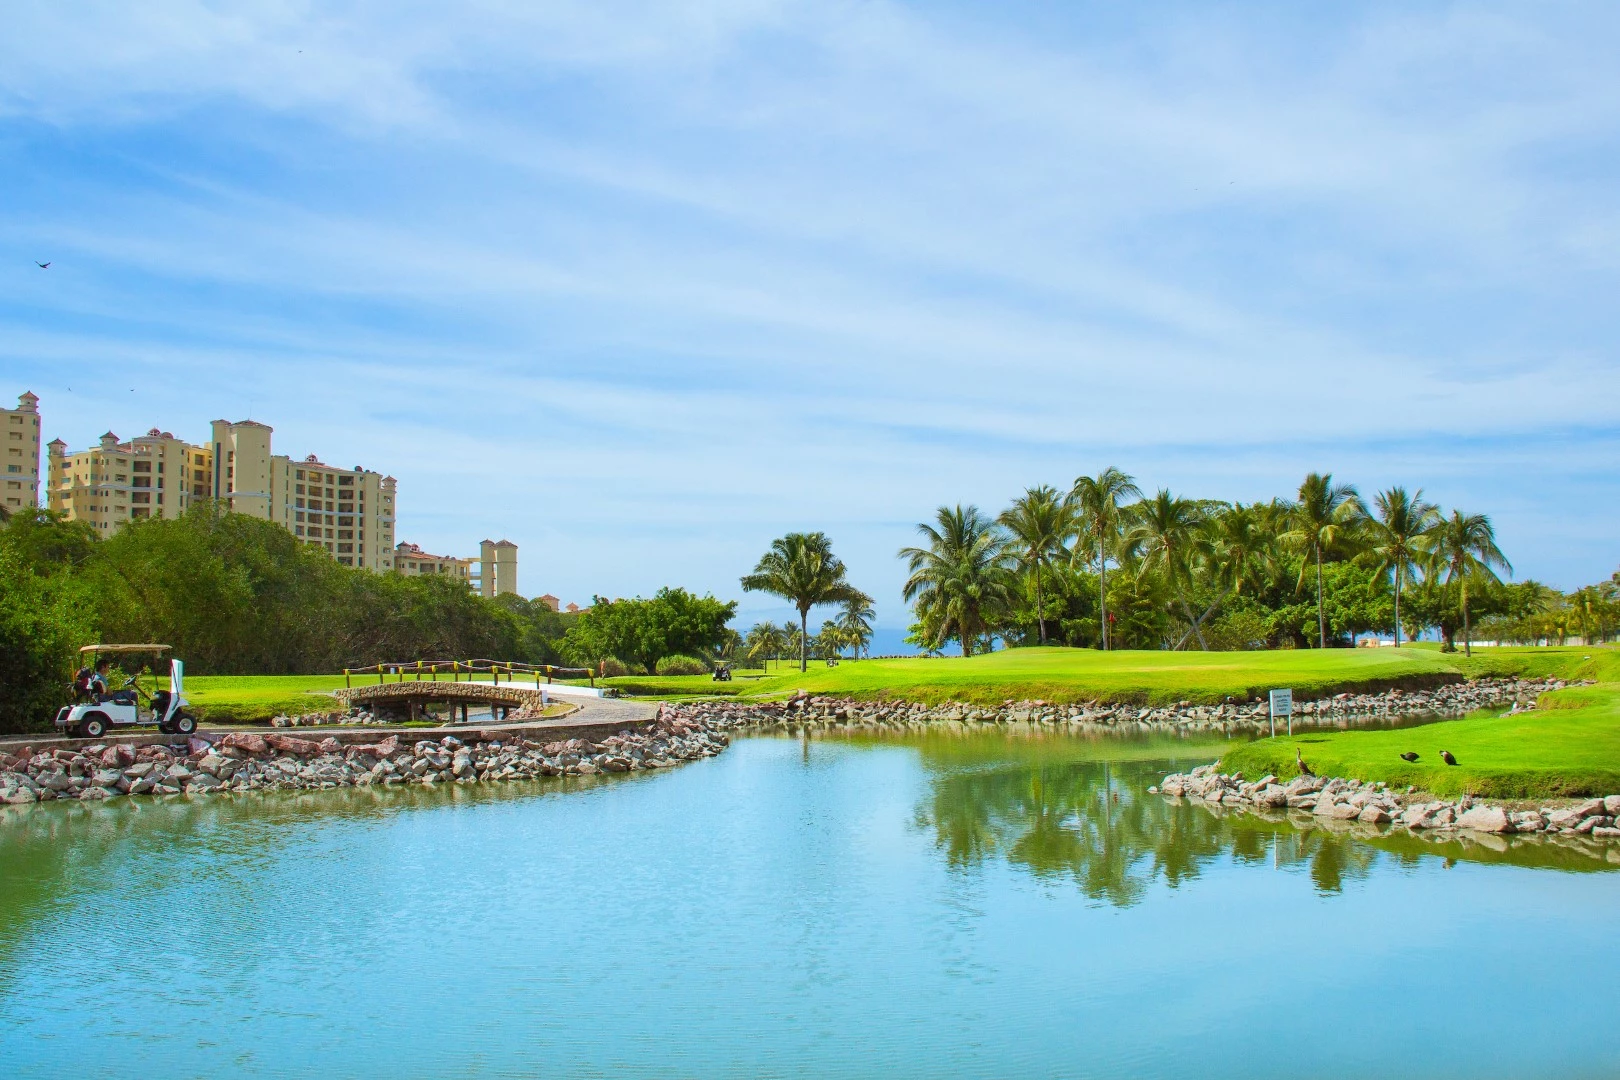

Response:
(342, 659), (595, 689)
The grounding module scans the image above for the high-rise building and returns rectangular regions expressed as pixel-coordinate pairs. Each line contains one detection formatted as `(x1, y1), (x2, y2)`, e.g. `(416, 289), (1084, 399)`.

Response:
(48, 429), (213, 530)
(44, 413), (396, 569)
(3, 391), (41, 514)
(478, 538), (519, 597)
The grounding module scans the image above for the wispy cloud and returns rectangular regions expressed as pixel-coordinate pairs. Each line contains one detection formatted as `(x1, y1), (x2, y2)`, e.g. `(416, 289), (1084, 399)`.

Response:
(4, 0), (1617, 615)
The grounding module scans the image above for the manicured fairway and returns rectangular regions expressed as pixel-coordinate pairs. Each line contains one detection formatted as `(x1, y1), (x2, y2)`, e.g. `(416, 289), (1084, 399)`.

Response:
(1222, 683), (1620, 799)
(184, 675), (350, 720)
(607, 645), (1609, 706)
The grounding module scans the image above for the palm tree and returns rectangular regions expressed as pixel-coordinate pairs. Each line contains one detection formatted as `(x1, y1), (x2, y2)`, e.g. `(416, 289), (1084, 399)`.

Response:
(1428, 510), (1512, 657)
(899, 505), (1017, 657)
(1281, 472), (1365, 648)
(1367, 487), (1439, 648)
(836, 594), (876, 658)
(743, 621), (788, 671)
(740, 532), (866, 673)
(1070, 467), (1141, 651)
(1178, 502), (1278, 649)
(998, 484), (1075, 645)
(816, 620), (847, 660)
(1124, 490), (1209, 650)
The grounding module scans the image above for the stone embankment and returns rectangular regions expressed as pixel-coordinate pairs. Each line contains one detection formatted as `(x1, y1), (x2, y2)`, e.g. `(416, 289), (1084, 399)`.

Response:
(1153, 764), (1620, 842)
(0, 709), (727, 803)
(271, 706), (372, 727)
(665, 677), (1572, 737)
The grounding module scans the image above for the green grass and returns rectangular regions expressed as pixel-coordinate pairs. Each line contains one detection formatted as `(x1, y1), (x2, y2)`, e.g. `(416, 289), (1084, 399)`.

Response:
(183, 675), (350, 721)
(605, 645), (1614, 707)
(1222, 682), (1620, 799)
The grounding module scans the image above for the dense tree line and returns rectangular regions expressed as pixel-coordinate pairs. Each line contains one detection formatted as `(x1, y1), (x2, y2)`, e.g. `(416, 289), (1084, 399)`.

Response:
(0, 506), (733, 731)
(900, 468), (1614, 656)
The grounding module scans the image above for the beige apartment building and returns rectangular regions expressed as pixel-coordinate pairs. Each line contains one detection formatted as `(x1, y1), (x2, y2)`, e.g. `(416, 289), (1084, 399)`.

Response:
(29, 396), (530, 590)
(476, 539), (519, 597)
(394, 542), (473, 583)
(208, 419), (397, 570)
(3, 392), (42, 515)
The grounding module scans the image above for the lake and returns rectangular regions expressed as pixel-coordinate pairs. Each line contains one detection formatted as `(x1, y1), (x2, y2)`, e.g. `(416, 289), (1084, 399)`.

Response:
(2, 732), (1616, 1078)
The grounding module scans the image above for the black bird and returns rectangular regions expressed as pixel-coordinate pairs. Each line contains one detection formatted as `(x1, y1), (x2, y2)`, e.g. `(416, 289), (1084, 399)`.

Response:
(1295, 748), (1314, 777)
(1399, 752), (1419, 762)
(1439, 750), (1459, 766)
(35, 261), (50, 269)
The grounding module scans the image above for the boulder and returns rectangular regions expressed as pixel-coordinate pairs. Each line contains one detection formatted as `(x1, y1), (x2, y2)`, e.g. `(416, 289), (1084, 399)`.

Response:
(1329, 802), (1362, 820)
(1358, 806), (1391, 824)
(318, 738), (343, 755)
(265, 734), (320, 757)
(219, 732), (269, 755)
(1456, 805), (1513, 833)
(187, 773), (223, 792)
(1605, 796), (1620, 817)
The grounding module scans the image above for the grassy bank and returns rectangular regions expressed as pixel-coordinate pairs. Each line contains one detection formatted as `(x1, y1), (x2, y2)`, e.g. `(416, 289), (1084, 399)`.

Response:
(1221, 679), (1620, 799)
(606, 645), (1610, 706)
(184, 675), (350, 721)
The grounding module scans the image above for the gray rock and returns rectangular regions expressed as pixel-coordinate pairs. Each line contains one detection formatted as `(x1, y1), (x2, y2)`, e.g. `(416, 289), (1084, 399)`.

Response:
(1456, 806), (1513, 833)
(1358, 806), (1391, 824)
(1605, 796), (1620, 817)
(1571, 798), (1607, 819)
(187, 773), (223, 792)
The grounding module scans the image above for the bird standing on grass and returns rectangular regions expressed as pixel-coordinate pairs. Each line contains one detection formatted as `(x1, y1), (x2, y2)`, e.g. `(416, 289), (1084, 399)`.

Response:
(1296, 748), (1314, 777)
(1440, 750), (1459, 766)
(1399, 752), (1419, 762)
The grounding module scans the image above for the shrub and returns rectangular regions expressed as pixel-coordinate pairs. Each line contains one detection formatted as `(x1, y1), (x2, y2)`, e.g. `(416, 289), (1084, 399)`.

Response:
(655, 654), (709, 677)
(598, 656), (629, 678)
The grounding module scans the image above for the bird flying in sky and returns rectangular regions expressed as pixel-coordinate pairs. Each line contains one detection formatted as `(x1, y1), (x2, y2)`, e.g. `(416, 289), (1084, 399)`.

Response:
(35, 261), (50, 269)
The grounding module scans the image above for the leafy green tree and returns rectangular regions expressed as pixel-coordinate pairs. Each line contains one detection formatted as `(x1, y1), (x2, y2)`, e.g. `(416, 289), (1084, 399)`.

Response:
(1070, 468), (1141, 651)
(562, 588), (737, 673)
(740, 532), (865, 673)
(997, 485), (1074, 645)
(899, 505), (1017, 657)
(1428, 510), (1511, 656)
(1178, 503), (1278, 649)
(1123, 489), (1209, 649)
(0, 547), (97, 732)
(1281, 472), (1365, 648)
(1366, 487), (1439, 647)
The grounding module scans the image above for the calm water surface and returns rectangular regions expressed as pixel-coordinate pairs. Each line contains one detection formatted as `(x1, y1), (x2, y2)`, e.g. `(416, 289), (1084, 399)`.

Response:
(2, 733), (1617, 1078)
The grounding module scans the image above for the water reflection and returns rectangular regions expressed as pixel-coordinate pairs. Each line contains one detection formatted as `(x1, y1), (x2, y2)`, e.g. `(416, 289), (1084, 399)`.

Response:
(907, 746), (1617, 905)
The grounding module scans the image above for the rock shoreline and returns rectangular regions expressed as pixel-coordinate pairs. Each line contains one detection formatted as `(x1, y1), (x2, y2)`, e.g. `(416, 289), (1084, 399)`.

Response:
(0, 709), (727, 804)
(1153, 764), (1620, 843)
(665, 677), (1573, 737)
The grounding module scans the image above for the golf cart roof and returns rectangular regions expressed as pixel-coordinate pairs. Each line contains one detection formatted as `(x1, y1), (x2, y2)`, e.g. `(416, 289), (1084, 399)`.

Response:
(78, 644), (172, 655)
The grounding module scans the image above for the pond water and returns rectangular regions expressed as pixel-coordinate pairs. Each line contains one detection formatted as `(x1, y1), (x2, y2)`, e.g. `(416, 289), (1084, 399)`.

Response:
(2, 733), (1617, 1078)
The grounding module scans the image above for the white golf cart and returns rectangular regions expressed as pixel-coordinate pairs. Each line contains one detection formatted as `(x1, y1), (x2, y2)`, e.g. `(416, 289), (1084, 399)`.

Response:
(54, 644), (197, 739)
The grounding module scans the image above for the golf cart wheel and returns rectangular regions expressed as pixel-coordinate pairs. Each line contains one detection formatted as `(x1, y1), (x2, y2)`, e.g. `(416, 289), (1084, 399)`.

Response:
(80, 713), (109, 739)
(173, 713), (197, 736)
(157, 720), (175, 734)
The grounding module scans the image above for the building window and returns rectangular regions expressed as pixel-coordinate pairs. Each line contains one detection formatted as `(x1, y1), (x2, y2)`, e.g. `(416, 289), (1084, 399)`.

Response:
(337, 543), (353, 553)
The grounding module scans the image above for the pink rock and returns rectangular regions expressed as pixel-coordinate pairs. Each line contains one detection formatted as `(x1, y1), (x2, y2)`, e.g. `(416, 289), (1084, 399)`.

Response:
(218, 732), (269, 755)
(318, 737), (343, 755)
(187, 737), (213, 755)
(100, 746), (123, 767)
(265, 734), (320, 757)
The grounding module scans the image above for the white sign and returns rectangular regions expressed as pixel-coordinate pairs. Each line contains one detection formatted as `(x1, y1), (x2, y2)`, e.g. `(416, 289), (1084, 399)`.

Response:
(1269, 688), (1293, 738)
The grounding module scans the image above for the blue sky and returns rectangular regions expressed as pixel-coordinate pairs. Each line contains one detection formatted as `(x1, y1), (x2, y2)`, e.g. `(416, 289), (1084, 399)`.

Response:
(3, 1), (1618, 633)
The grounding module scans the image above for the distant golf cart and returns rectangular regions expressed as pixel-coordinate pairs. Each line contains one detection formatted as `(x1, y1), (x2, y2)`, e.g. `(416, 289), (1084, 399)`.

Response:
(712, 662), (733, 682)
(55, 644), (197, 739)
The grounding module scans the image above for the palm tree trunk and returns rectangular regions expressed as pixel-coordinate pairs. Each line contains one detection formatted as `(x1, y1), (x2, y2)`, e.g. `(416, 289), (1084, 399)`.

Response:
(800, 610), (809, 673)
(1177, 590), (1208, 651)
(1099, 538), (1109, 651)
(1315, 546), (1326, 649)
(1393, 563), (1402, 649)
(1462, 581), (1471, 658)
(1035, 561), (1047, 644)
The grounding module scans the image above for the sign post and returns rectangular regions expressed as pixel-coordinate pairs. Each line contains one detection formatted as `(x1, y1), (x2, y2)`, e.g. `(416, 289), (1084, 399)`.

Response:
(1269, 688), (1293, 738)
